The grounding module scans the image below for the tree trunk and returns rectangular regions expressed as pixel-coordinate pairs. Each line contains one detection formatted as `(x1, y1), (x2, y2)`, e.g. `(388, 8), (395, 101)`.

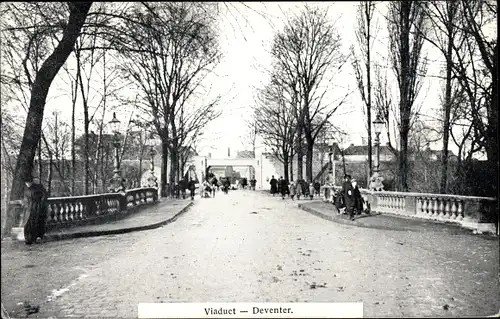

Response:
(283, 152), (289, 182)
(398, 1), (411, 192)
(296, 130), (304, 180)
(366, 1), (373, 180)
(290, 153), (294, 181)
(5, 2), (92, 238)
(71, 77), (78, 195)
(439, 4), (457, 194)
(37, 139), (42, 181)
(160, 140), (168, 197)
(76, 49), (90, 195)
(305, 139), (314, 183)
(485, 43), (498, 197)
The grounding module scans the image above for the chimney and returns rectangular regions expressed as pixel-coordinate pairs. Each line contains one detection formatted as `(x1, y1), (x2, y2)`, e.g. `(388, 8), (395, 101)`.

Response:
(208, 152), (212, 159)
(228, 147), (230, 158)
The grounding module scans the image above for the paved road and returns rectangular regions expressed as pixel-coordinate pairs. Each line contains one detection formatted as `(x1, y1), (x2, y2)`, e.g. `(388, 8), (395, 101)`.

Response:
(2, 190), (499, 318)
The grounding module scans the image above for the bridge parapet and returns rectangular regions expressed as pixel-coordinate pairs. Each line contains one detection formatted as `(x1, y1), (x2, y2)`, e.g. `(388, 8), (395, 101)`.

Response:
(44, 187), (158, 231)
(320, 185), (498, 235)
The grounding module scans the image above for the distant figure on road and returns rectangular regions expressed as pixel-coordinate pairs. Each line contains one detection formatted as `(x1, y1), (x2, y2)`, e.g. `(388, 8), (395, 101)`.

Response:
(250, 177), (256, 190)
(210, 177), (218, 197)
(289, 180), (296, 200)
(203, 180), (212, 198)
(296, 179), (303, 200)
(314, 181), (321, 197)
(188, 178), (196, 200)
(309, 183), (315, 200)
(241, 178), (248, 189)
(179, 179), (187, 199)
(23, 178), (48, 245)
(223, 178), (230, 194)
(279, 177), (288, 199)
(342, 174), (356, 220)
(269, 175), (278, 196)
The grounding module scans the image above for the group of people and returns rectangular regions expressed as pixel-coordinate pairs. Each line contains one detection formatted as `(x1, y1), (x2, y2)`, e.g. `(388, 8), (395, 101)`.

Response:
(269, 176), (321, 200)
(337, 174), (365, 220)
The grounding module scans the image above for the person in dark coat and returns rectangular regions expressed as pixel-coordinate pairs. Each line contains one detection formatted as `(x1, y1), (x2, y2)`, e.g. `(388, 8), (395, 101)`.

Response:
(352, 178), (364, 214)
(279, 177), (288, 199)
(341, 174), (356, 220)
(269, 175), (278, 196)
(23, 178), (48, 245)
(314, 181), (321, 196)
(187, 178), (196, 200)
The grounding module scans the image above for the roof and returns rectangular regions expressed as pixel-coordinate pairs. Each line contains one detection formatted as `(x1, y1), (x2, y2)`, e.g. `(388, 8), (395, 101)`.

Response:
(344, 145), (393, 156)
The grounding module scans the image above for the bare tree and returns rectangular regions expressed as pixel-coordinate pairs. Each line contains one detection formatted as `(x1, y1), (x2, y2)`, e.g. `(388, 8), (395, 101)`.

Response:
(241, 116), (258, 157)
(117, 2), (222, 196)
(254, 73), (297, 181)
(3, 2), (92, 237)
(351, 0), (377, 182)
(417, 1), (464, 194)
(386, 1), (428, 191)
(271, 5), (349, 183)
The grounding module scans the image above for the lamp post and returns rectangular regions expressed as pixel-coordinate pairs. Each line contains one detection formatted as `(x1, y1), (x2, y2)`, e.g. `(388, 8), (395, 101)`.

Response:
(370, 114), (385, 191)
(109, 112), (125, 193)
(327, 137), (335, 184)
(340, 137), (347, 176)
(145, 133), (158, 188)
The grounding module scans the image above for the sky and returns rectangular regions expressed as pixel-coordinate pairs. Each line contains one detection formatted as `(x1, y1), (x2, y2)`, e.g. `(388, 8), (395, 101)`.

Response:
(6, 1), (493, 159)
(199, 1), (440, 158)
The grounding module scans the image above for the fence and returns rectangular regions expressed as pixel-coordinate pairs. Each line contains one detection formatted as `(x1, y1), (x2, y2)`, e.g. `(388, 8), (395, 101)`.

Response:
(321, 185), (498, 235)
(5, 187), (159, 237)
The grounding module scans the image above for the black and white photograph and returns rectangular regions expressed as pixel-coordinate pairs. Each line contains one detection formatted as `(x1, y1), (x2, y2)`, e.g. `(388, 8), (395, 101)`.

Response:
(1, 1), (498, 318)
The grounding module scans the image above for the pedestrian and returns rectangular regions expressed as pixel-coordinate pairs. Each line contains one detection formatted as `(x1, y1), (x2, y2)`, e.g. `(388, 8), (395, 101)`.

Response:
(188, 177), (196, 200)
(269, 175), (278, 196)
(296, 179), (303, 200)
(211, 177), (218, 197)
(309, 182), (315, 200)
(342, 174), (356, 220)
(203, 180), (211, 198)
(289, 180), (296, 200)
(314, 180), (321, 197)
(23, 177), (48, 245)
(279, 177), (288, 199)
(352, 178), (364, 214)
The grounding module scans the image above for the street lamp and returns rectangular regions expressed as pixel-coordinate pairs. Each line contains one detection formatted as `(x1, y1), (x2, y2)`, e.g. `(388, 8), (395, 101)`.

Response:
(370, 113), (385, 191)
(145, 132), (158, 188)
(372, 114), (384, 174)
(109, 112), (125, 193)
(327, 137), (335, 184)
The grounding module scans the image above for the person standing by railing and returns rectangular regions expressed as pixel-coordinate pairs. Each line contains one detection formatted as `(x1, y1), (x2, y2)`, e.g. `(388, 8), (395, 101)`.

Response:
(342, 174), (356, 220)
(23, 177), (48, 245)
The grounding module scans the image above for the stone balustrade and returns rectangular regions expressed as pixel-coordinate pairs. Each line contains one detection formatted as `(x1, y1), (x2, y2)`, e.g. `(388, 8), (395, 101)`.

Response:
(45, 187), (158, 231)
(321, 185), (498, 235)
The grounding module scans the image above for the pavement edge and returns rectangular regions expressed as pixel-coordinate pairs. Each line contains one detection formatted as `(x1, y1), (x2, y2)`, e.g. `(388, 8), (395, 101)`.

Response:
(43, 201), (195, 242)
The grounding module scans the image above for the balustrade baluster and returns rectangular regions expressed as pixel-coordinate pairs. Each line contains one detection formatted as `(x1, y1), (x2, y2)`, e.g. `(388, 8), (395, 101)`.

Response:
(457, 201), (463, 220)
(416, 198), (421, 215)
(429, 198), (435, 218)
(444, 200), (451, 219)
(450, 200), (457, 219)
(438, 199), (445, 219)
(65, 203), (71, 221)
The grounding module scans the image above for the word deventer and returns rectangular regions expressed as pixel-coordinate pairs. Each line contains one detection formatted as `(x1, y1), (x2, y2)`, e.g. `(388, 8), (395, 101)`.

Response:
(204, 306), (293, 315)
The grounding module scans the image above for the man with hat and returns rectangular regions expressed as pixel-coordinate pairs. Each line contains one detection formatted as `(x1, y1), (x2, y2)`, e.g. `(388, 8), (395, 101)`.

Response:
(341, 174), (356, 220)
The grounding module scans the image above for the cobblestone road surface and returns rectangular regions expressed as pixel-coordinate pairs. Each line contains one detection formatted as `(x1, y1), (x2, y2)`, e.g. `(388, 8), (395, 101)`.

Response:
(2, 190), (499, 318)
